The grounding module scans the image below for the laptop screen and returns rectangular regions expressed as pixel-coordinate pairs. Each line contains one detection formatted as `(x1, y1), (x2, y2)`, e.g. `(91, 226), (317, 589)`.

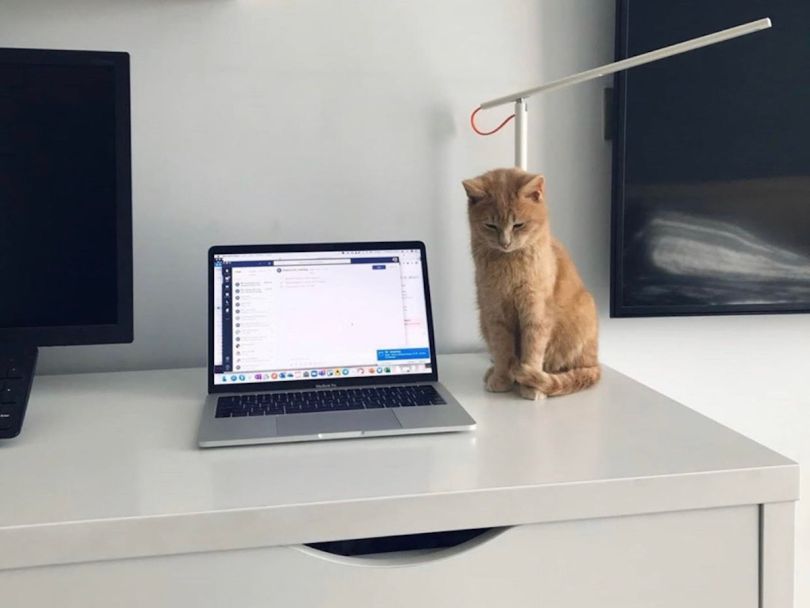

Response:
(211, 246), (434, 387)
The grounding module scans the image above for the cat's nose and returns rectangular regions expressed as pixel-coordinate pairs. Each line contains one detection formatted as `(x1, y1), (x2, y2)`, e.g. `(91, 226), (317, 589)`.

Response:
(499, 234), (511, 248)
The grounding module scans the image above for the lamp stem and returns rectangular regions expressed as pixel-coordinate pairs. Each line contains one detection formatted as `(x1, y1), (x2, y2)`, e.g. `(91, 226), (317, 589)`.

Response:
(514, 98), (528, 170)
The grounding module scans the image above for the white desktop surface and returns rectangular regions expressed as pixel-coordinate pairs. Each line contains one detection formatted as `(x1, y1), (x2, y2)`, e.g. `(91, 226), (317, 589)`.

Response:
(0, 353), (797, 572)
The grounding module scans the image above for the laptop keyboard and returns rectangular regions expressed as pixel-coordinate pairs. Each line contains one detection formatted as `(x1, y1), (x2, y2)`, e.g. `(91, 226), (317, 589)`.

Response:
(216, 385), (446, 418)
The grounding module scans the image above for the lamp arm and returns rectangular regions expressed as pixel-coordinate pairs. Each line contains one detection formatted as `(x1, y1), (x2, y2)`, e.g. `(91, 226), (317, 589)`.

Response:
(473, 17), (772, 170)
(480, 18), (771, 110)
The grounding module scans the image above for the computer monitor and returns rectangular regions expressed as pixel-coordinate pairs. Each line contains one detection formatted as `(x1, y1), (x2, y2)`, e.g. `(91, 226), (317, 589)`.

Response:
(0, 48), (132, 438)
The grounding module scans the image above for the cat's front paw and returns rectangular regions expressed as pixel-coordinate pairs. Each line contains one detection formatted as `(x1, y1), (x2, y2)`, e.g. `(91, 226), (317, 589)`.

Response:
(517, 383), (547, 401)
(513, 364), (547, 388)
(484, 366), (514, 392)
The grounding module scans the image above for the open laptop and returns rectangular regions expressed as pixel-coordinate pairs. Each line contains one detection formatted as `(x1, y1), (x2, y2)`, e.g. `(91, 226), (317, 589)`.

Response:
(198, 241), (476, 447)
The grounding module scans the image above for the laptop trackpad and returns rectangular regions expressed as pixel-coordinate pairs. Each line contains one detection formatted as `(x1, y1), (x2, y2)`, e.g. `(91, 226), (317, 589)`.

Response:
(276, 409), (401, 437)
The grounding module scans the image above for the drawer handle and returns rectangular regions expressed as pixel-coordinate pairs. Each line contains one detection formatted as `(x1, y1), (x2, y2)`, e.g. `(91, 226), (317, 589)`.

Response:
(296, 527), (508, 567)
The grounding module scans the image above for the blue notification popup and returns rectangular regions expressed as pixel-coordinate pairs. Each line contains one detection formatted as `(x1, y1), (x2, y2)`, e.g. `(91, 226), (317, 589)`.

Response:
(376, 348), (430, 361)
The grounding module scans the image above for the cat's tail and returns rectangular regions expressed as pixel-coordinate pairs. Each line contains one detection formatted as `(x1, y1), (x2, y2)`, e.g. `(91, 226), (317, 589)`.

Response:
(515, 364), (601, 397)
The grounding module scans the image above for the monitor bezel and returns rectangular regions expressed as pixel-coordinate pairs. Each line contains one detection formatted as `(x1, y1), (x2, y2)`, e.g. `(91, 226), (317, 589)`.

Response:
(0, 47), (133, 345)
(208, 241), (439, 394)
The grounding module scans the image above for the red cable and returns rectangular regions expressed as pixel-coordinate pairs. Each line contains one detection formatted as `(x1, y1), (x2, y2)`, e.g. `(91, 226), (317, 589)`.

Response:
(470, 106), (515, 136)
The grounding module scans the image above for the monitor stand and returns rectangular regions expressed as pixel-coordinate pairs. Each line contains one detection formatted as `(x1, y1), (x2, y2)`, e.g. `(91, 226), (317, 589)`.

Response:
(0, 345), (38, 439)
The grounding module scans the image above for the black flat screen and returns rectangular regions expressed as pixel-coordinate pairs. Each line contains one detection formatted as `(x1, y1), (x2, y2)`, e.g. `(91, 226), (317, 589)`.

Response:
(0, 49), (132, 343)
(611, 0), (810, 316)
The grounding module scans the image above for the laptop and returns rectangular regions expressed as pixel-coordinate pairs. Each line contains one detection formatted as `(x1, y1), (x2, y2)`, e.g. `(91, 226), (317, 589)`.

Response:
(198, 241), (476, 447)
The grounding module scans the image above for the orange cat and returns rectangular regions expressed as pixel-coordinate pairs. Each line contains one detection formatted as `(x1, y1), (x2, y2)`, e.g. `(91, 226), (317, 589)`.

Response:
(463, 168), (600, 400)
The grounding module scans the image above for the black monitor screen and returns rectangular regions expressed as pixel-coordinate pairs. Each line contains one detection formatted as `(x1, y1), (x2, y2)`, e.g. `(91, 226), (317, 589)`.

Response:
(0, 49), (132, 343)
(611, 0), (810, 316)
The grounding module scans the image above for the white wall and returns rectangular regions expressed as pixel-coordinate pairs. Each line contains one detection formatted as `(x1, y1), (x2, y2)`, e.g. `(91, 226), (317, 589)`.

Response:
(3, 1), (806, 604)
(2, 0), (546, 373)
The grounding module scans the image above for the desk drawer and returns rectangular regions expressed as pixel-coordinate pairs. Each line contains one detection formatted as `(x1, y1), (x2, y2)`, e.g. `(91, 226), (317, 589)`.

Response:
(3, 505), (758, 608)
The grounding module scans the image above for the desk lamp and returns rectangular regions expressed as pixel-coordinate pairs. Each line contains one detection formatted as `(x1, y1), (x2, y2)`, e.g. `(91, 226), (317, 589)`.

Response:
(471, 18), (772, 169)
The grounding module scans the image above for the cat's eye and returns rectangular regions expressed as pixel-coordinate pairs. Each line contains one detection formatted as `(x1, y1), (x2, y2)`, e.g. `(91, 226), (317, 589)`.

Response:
(513, 223), (526, 230)
(484, 223), (498, 231)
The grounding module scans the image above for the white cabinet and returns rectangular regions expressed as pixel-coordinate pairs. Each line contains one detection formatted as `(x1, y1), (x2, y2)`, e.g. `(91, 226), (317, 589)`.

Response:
(0, 355), (797, 607)
(3, 506), (758, 608)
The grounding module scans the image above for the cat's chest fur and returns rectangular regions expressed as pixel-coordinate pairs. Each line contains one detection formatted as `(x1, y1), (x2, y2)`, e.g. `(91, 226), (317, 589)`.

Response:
(474, 244), (556, 302)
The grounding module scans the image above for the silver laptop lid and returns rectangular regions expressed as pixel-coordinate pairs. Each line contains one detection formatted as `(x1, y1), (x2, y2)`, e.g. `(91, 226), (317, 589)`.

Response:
(208, 241), (439, 394)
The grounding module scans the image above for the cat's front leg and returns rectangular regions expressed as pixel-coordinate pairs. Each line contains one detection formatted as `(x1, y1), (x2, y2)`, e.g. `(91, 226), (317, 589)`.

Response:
(518, 311), (552, 371)
(481, 318), (517, 392)
(514, 308), (552, 398)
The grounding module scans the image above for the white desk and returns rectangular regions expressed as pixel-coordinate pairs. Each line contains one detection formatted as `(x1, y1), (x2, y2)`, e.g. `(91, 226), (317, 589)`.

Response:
(0, 354), (798, 607)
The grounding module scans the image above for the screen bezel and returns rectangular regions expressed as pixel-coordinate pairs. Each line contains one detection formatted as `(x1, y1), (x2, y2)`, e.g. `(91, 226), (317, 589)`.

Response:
(0, 47), (134, 345)
(610, 1), (810, 318)
(208, 241), (439, 394)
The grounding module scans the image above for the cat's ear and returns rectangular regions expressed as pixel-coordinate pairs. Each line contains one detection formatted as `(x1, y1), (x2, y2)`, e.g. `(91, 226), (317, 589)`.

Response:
(522, 174), (545, 203)
(462, 178), (486, 205)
